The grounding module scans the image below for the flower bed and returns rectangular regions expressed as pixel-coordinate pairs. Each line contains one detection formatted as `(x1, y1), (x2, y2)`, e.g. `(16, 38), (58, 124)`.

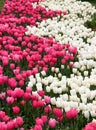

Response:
(0, 0), (96, 130)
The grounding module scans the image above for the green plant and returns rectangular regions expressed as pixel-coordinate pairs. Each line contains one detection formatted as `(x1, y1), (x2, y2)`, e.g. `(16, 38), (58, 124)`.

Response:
(85, 13), (96, 30)
(0, 0), (5, 13)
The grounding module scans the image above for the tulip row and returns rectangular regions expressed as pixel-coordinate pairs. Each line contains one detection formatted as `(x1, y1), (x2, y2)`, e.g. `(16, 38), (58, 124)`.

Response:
(0, 0), (78, 130)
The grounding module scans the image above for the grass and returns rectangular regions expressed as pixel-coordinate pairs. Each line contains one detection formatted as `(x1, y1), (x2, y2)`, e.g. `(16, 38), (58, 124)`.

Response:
(79, 0), (96, 6)
(0, 0), (5, 13)
(77, 0), (96, 31)
(85, 13), (96, 31)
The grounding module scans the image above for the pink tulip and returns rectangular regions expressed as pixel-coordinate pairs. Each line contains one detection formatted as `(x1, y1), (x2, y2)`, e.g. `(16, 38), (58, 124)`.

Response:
(0, 76), (4, 85)
(6, 97), (15, 105)
(0, 92), (6, 100)
(38, 100), (45, 107)
(31, 93), (39, 100)
(0, 111), (6, 120)
(33, 124), (42, 130)
(12, 106), (20, 114)
(57, 116), (64, 123)
(26, 86), (32, 93)
(66, 109), (78, 119)
(83, 122), (96, 130)
(53, 108), (63, 117)
(24, 92), (32, 101)
(48, 118), (56, 128)
(15, 116), (24, 127)
(3, 115), (10, 122)
(6, 90), (13, 97)
(32, 100), (38, 108)
(0, 122), (7, 130)
(44, 105), (51, 114)
(16, 74), (22, 80)
(8, 78), (17, 89)
(44, 96), (51, 104)
(7, 120), (15, 130)
(35, 118), (43, 126)
(38, 90), (45, 97)
(69, 46), (77, 54)
(19, 79), (24, 87)
(41, 115), (48, 123)
(13, 88), (24, 98)
(2, 56), (9, 66)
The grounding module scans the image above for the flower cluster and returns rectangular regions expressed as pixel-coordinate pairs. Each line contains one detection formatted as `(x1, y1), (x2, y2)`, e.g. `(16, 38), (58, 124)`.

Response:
(0, 0), (96, 129)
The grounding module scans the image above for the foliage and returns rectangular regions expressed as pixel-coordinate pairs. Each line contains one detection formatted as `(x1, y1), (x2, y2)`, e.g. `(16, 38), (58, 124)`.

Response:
(85, 13), (96, 30)
(0, 0), (5, 12)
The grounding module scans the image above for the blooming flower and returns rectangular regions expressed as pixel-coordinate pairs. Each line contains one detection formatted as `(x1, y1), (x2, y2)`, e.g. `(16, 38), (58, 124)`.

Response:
(66, 109), (78, 119)
(53, 108), (63, 117)
(12, 106), (20, 114)
(8, 78), (17, 89)
(84, 122), (96, 130)
(48, 118), (57, 128)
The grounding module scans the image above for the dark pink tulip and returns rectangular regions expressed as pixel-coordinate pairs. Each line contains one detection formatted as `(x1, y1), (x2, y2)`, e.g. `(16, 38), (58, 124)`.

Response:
(38, 90), (45, 97)
(83, 122), (96, 130)
(53, 108), (63, 117)
(44, 105), (51, 114)
(8, 78), (17, 89)
(32, 100), (38, 108)
(69, 62), (74, 67)
(13, 88), (24, 98)
(18, 79), (24, 87)
(38, 100), (45, 107)
(33, 124), (42, 130)
(41, 115), (48, 124)
(57, 116), (64, 122)
(0, 76), (4, 85)
(12, 106), (20, 114)
(35, 118), (43, 126)
(15, 116), (24, 127)
(24, 92), (32, 101)
(31, 93), (39, 101)
(0, 111), (6, 120)
(66, 109), (78, 119)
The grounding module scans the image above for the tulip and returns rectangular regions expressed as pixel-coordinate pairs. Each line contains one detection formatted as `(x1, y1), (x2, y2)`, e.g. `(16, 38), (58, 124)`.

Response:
(8, 78), (17, 89)
(48, 118), (56, 128)
(66, 109), (78, 119)
(12, 106), (20, 114)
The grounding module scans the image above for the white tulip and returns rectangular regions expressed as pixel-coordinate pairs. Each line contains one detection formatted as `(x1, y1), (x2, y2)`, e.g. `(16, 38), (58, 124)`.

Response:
(51, 97), (56, 105)
(92, 119), (96, 123)
(41, 71), (46, 76)
(70, 89), (76, 95)
(83, 111), (90, 119)
(65, 106), (71, 112)
(36, 83), (42, 91)
(61, 94), (68, 101)
(46, 86), (51, 92)
(90, 111), (96, 117)
(28, 81), (33, 87)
